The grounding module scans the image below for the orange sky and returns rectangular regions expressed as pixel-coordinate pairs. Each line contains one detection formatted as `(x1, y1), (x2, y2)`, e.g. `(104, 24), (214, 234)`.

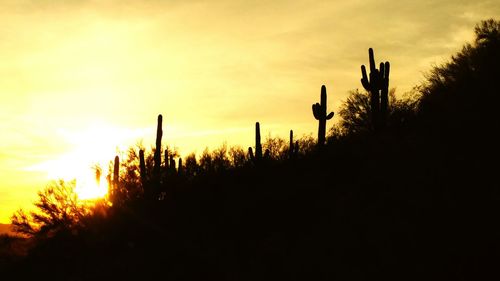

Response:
(1, 0), (499, 223)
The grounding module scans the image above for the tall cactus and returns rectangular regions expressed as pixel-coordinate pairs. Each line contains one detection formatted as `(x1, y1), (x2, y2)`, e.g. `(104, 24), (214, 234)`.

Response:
(248, 122), (269, 163)
(361, 48), (390, 131)
(254, 122), (262, 159)
(164, 148), (169, 171)
(113, 155), (120, 192)
(288, 130), (299, 158)
(108, 157), (119, 202)
(177, 158), (183, 176)
(169, 155), (176, 173)
(154, 114), (163, 179)
(139, 149), (146, 186)
(312, 85), (334, 146)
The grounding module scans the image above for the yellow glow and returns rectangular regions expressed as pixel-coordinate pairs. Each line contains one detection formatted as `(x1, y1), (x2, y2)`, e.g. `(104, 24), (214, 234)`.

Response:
(74, 171), (108, 200)
(23, 123), (145, 202)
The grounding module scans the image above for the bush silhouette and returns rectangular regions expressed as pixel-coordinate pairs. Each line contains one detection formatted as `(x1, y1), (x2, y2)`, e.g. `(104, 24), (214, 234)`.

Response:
(418, 18), (500, 133)
(337, 88), (418, 135)
(11, 180), (92, 237)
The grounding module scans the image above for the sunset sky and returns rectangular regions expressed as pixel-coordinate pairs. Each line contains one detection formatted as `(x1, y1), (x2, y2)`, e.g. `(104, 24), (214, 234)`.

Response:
(0, 0), (499, 223)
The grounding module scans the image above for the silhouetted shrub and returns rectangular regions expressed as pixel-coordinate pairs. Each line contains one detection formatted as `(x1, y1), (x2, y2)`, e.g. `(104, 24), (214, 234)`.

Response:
(418, 18), (500, 132)
(11, 180), (93, 237)
(337, 88), (417, 135)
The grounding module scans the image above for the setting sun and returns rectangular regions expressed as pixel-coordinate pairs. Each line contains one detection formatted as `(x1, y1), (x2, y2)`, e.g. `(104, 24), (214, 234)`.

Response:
(74, 169), (108, 200)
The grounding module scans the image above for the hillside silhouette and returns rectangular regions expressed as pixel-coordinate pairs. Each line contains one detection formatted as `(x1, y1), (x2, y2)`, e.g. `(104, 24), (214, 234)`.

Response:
(1, 19), (499, 281)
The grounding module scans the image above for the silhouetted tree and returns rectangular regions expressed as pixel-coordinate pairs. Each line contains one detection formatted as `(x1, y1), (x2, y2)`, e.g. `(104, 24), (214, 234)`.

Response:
(212, 143), (231, 172)
(337, 88), (417, 135)
(228, 146), (247, 168)
(199, 148), (214, 173)
(338, 89), (372, 135)
(11, 180), (91, 237)
(263, 135), (288, 161)
(418, 18), (500, 132)
(184, 152), (199, 179)
(295, 134), (316, 156)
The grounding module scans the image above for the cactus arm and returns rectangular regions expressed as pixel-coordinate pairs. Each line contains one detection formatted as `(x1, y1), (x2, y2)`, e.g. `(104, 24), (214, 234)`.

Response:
(361, 65), (370, 91)
(312, 103), (321, 120)
(326, 112), (334, 120)
(384, 62), (390, 84)
(369, 48), (376, 72)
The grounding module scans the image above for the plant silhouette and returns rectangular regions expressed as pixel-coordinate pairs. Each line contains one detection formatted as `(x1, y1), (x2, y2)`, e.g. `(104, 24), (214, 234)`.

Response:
(248, 122), (270, 164)
(361, 48), (390, 131)
(312, 85), (334, 146)
(11, 180), (91, 237)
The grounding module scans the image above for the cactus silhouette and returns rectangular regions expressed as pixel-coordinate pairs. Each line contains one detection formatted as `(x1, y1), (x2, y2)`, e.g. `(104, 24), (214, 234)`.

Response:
(254, 122), (263, 159)
(139, 149), (146, 185)
(154, 114), (163, 180)
(169, 155), (176, 173)
(248, 122), (270, 164)
(361, 48), (390, 130)
(177, 158), (183, 176)
(113, 155), (119, 193)
(288, 130), (299, 158)
(164, 148), (169, 171)
(312, 85), (334, 146)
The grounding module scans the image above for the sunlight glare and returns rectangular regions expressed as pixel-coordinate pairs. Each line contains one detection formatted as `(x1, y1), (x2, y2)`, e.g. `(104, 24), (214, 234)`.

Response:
(74, 170), (108, 200)
(25, 123), (150, 201)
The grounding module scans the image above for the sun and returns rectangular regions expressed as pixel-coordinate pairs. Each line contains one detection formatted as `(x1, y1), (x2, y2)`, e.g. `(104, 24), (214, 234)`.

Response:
(25, 123), (150, 202)
(74, 169), (109, 200)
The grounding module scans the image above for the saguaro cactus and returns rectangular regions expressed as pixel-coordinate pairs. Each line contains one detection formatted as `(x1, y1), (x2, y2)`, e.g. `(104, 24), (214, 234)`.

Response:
(288, 130), (299, 158)
(154, 114), (163, 178)
(139, 149), (146, 185)
(178, 158), (183, 176)
(164, 148), (169, 171)
(248, 122), (270, 163)
(361, 48), (390, 131)
(169, 155), (176, 173)
(111, 156), (120, 201)
(312, 85), (334, 146)
(113, 156), (120, 191)
(254, 122), (262, 159)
